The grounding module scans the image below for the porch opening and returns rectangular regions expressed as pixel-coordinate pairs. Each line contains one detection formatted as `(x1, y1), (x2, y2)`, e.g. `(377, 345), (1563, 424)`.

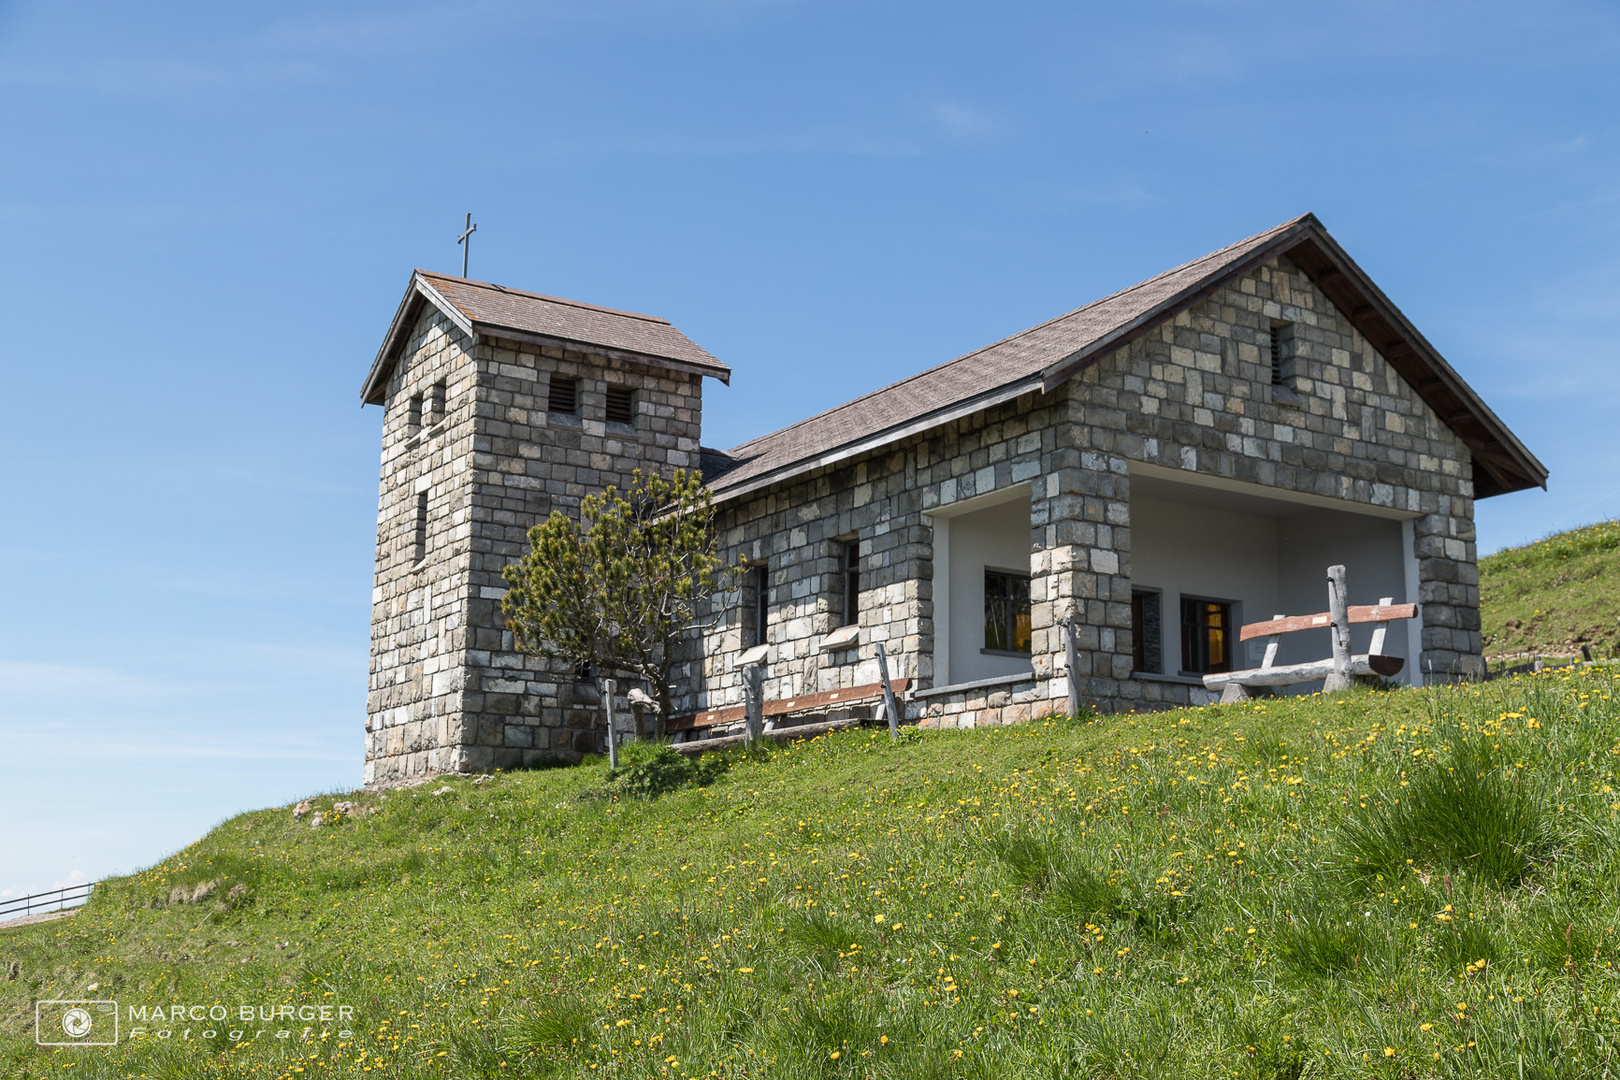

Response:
(928, 484), (1034, 688)
(1129, 467), (1419, 690)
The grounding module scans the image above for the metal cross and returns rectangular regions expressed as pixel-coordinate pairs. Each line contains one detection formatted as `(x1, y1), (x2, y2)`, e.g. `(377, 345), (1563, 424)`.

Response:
(456, 212), (477, 278)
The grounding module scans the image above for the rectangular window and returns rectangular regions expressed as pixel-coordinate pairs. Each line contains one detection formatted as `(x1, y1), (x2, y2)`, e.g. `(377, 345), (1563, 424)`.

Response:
(1269, 321), (1295, 387)
(749, 564), (769, 648)
(407, 392), (423, 435)
(839, 539), (860, 627)
(1179, 597), (1232, 675)
(1131, 589), (1162, 674)
(605, 385), (635, 425)
(548, 376), (578, 416)
(983, 569), (1032, 654)
(412, 491), (429, 564)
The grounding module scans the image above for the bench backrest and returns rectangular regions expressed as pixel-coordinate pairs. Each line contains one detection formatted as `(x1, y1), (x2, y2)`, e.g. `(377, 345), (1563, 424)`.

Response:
(1238, 598), (1416, 672)
(1239, 603), (1417, 641)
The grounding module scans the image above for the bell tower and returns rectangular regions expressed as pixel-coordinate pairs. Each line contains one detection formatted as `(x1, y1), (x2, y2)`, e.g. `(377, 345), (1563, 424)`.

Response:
(359, 270), (730, 783)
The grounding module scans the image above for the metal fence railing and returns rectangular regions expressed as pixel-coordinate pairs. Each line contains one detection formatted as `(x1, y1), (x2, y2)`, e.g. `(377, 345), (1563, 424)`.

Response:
(0, 882), (97, 921)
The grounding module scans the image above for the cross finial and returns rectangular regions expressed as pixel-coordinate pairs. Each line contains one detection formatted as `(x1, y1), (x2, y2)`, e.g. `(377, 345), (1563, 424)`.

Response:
(457, 212), (477, 278)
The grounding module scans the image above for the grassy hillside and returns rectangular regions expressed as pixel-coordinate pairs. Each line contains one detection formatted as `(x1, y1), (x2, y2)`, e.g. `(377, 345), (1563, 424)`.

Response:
(1481, 519), (1620, 662)
(5, 670), (1620, 1079)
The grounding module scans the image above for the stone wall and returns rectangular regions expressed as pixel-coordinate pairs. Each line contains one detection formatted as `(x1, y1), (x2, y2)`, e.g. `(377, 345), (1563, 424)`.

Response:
(365, 308), (479, 784)
(457, 336), (705, 769)
(365, 303), (708, 782)
(686, 389), (1069, 720)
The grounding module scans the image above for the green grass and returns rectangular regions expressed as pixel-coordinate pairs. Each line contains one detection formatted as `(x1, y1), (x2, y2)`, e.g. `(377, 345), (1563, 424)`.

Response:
(1480, 519), (1620, 661)
(5, 671), (1620, 1078)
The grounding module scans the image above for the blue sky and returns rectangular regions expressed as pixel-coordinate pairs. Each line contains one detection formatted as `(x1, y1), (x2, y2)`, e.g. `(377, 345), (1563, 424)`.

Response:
(2, 0), (1617, 899)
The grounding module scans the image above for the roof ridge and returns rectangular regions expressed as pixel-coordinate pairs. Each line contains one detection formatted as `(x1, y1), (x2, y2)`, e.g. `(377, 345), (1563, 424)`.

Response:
(415, 269), (673, 326)
(724, 215), (1311, 457)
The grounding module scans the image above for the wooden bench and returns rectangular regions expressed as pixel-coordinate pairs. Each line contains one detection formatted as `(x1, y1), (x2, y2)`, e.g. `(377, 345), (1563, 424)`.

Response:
(1203, 575), (1416, 703)
(667, 678), (910, 754)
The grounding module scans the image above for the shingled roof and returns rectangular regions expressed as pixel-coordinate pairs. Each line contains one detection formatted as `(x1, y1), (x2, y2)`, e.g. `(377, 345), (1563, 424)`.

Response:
(706, 213), (1546, 502)
(361, 270), (729, 405)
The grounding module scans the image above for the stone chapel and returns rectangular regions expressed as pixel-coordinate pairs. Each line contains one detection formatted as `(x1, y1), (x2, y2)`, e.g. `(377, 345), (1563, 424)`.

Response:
(358, 213), (1546, 784)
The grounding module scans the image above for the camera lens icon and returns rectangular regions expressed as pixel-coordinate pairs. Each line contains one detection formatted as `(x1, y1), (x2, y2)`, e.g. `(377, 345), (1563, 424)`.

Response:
(36, 1000), (117, 1046)
(62, 1007), (94, 1038)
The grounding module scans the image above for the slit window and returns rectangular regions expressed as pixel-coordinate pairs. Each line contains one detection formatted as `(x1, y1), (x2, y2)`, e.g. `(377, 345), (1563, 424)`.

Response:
(427, 379), (446, 426)
(1131, 589), (1162, 674)
(605, 386), (635, 425)
(407, 392), (423, 435)
(839, 539), (860, 627)
(983, 569), (1032, 654)
(748, 564), (769, 648)
(1179, 597), (1232, 675)
(548, 376), (578, 416)
(412, 491), (429, 564)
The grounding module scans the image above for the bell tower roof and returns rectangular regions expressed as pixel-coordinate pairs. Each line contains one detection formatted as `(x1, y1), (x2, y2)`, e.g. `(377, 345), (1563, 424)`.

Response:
(362, 269), (730, 404)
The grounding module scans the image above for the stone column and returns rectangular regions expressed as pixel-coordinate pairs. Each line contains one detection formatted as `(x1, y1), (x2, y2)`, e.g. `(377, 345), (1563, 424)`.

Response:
(1033, 433), (1133, 714)
(1412, 505), (1483, 682)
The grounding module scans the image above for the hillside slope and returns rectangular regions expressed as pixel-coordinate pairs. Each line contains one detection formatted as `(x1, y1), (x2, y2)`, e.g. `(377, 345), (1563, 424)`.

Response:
(1481, 519), (1620, 662)
(4, 671), (1620, 1079)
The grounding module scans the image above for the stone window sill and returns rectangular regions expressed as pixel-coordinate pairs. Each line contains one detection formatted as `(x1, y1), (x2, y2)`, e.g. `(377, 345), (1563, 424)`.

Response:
(913, 672), (1034, 699)
(734, 644), (769, 668)
(405, 421), (448, 449)
(820, 625), (861, 651)
(981, 648), (1033, 659)
(1132, 671), (1205, 687)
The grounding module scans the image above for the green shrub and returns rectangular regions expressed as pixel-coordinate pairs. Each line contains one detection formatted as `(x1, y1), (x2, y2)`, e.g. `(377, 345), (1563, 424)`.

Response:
(605, 742), (732, 799)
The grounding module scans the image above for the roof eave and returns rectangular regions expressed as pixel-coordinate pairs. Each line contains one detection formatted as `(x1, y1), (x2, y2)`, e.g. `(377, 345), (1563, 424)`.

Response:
(1037, 217), (1320, 393)
(360, 274), (732, 406)
(1283, 226), (1548, 497)
(471, 323), (731, 385)
(360, 273), (476, 405)
(1038, 216), (1546, 499)
(708, 375), (1046, 507)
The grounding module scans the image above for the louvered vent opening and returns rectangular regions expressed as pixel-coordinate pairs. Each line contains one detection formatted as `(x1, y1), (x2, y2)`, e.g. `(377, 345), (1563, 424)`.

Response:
(548, 377), (578, 415)
(1269, 321), (1294, 387)
(605, 386), (635, 425)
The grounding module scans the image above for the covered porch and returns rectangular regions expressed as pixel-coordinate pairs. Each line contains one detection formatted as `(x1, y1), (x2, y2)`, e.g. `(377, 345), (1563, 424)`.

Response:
(1126, 463), (1421, 701)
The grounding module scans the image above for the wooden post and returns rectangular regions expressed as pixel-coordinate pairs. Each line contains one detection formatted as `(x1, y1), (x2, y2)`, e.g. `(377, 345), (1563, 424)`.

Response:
(1368, 596), (1394, 656)
(599, 677), (619, 769)
(1323, 565), (1352, 693)
(1261, 615), (1285, 670)
(1062, 614), (1081, 719)
(1222, 612), (1283, 704)
(743, 664), (764, 747)
(875, 643), (901, 741)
